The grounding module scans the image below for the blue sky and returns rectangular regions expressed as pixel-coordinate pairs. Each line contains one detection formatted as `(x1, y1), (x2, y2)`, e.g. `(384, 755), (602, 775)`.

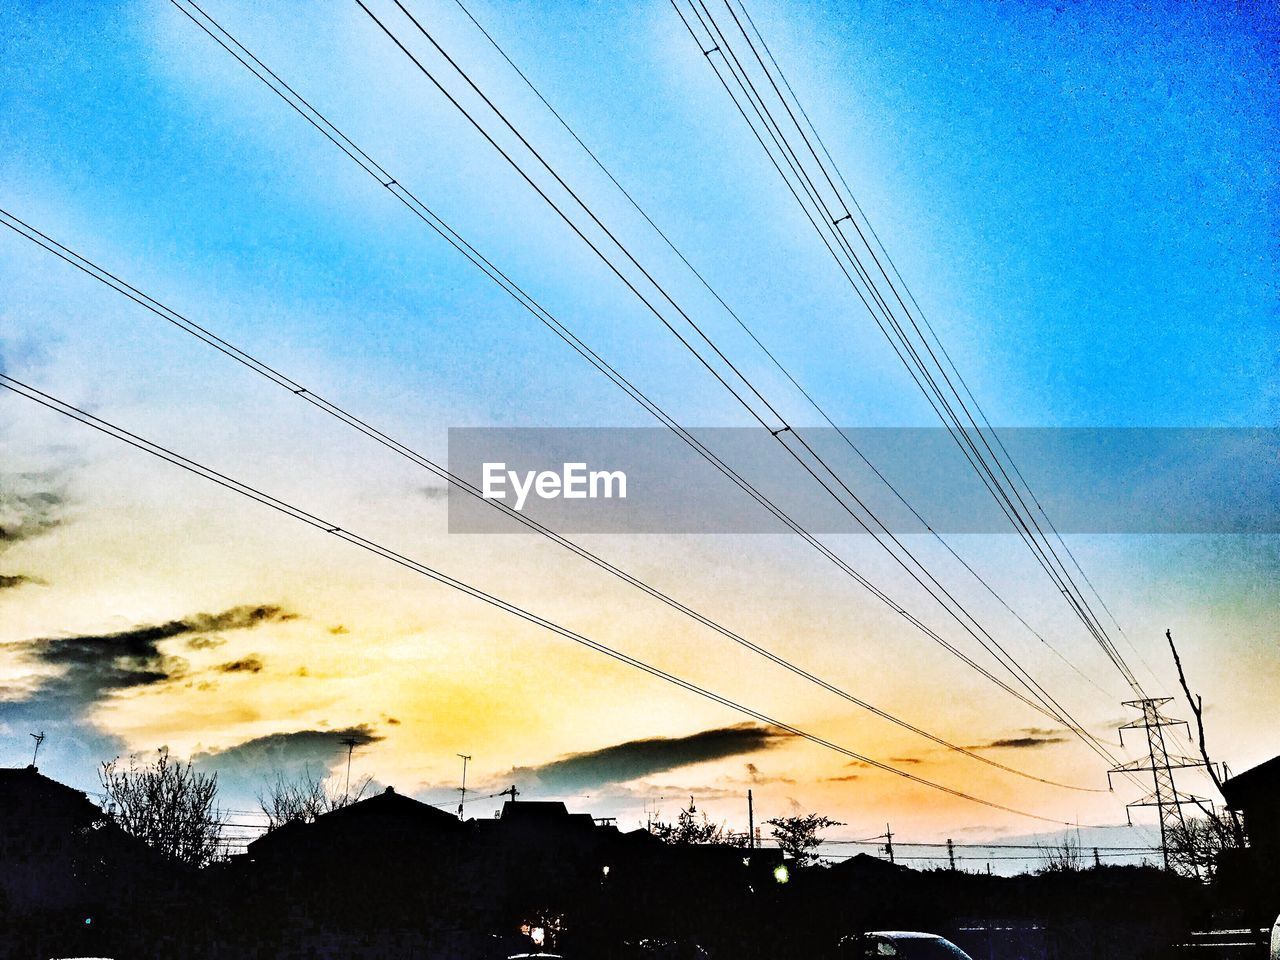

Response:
(1, 0), (1276, 860)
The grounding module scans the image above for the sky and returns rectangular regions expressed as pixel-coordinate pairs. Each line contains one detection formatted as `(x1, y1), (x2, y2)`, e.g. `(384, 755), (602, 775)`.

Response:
(1, 0), (1276, 871)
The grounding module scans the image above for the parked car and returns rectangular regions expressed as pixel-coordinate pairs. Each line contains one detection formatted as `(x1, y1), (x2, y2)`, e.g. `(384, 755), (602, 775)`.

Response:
(840, 931), (974, 959)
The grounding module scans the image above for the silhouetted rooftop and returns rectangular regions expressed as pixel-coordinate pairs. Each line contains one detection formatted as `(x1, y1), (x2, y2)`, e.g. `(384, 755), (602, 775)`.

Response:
(1222, 754), (1280, 808)
(323, 784), (461, 825)
(0, 765), (101, 821)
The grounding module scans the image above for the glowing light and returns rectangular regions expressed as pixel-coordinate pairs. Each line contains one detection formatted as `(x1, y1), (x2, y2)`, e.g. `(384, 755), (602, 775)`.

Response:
(530, 927), (546, 947)
(773, 864), (790, 884)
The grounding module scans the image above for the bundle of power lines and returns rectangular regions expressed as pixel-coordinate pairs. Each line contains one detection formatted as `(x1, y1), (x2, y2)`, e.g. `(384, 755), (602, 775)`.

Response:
(1, 0), (1166, 834)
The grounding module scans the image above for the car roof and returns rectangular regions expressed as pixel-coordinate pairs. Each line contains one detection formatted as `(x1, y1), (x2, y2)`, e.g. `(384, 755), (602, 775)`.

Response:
(867, 932), (949, 941)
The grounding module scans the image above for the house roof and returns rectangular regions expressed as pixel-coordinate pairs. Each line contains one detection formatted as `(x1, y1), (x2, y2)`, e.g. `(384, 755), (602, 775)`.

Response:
(826, 852), (910, 877)
(0, 766), (102, 822)
(246, 786), (462, 859)
(322, 785), (461, 826)
(1221, 755), (1280, 808)
(497, 800), (595, 829)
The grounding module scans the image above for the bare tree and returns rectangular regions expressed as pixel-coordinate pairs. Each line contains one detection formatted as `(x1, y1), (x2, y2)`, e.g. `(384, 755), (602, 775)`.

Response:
(650, 797), (745, 846)
(1165, 629), (1247, 876)
(99, 749), (224, 868)
(257, 767), (373, 831)
(765, 813), (843, 866)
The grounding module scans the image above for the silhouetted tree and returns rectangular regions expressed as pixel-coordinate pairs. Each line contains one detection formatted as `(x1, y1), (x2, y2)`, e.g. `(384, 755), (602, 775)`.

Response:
(1166, 629), (1247, 877)
(650, 797), (745, 845)
(99, 748), (224, 868)
(765, 812), (842, 864)
(257, 767), (373, 830)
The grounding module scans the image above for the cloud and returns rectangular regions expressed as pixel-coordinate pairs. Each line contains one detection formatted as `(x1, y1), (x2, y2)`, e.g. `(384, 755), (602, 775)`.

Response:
(0, 604), (296, 724)
(0, 603), (296, 778)
(190, 725), (384, 801)
(736, 762), (794, 785)
(217, 656), (265, 674)
(889, 757), (922, 765)
(0, 481), (65, 546)
(0, 573), (41, 590)
(822, 774), (861, 782)
(505, 724), (787, 794)
(192, 724), (382, 768)
(966, 734), (1069, 750)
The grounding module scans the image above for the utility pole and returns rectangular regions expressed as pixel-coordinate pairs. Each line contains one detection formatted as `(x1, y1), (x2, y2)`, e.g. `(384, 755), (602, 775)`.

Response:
(1094, 847), (1102, 869)
(29, 731), (45, 767)
(1109, 697), (1213, 878)
(456, 753), (471, 820)
(339, 736), (360, 801)
(747, 789), (755, 849)
(947, 838), (956, 871)
(884, 823), (895, 865)
(499, 784), (519, 804)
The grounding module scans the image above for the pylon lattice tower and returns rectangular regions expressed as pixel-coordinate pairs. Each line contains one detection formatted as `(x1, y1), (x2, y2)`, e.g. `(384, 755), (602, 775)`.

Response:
(1108, 697), (1215, 878)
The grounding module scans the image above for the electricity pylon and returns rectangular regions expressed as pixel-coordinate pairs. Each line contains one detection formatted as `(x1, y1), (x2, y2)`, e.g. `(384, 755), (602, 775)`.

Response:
(1109, 697), (1215, 878)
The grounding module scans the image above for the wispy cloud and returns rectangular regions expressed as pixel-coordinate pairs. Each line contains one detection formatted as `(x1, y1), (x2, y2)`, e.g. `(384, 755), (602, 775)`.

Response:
(217, 656), (265, 674)
(966, 729), (1069, 750)
(0, 481), (65, 546)
(0, 473), (66, 590)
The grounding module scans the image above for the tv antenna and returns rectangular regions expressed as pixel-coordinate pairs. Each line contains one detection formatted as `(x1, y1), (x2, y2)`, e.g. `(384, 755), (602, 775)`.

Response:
(456, 753), (471, 819)
(340, 736), (361, 800)
(30, 731), (45, 766)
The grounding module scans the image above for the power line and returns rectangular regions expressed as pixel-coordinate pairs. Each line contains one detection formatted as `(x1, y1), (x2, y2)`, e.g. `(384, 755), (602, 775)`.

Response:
(671, 0), (1142, 697)
(680, 1), (1162, 788)
(674, 0), (1148, 700)
(165, 0), (1114, 763)
(355, 0), (1126, 778)
(445, 0), (1122, 708)
(355, 1), (1131, 779)
(0, 208), (1101, 794)
(811, 839), (1160, 852)
(0, 373), (1088, 827)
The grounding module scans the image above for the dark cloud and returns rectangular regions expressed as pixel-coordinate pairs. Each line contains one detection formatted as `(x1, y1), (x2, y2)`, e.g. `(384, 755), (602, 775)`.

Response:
(822, 774), (861, 782)
(192, 725), (382, 769)
(190, 725), (384, 801)
(0, 604), (296, 724)
(506, 724), (787, 794)
(217, 656), (265, 674)
(0, 603), (293, 781)
(890, 757), (922, 765)
(967, 734), (1069, 750)
(328, 625), (349, 635)
(0, 573), (41, 590)
(186, 636), (226, 650)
